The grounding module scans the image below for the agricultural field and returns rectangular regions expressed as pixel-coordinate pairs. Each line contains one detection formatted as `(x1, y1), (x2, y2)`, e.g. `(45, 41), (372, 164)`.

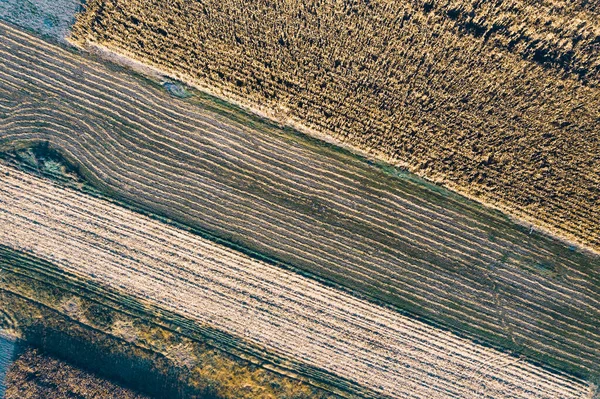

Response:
(71, 0), (600, 252)
(0, 20), (599, 387)
(0, 1), (599, 397)
(0, 165), (595, 399)
(0, 244), (341, 399)
(4, 349), (149, 399)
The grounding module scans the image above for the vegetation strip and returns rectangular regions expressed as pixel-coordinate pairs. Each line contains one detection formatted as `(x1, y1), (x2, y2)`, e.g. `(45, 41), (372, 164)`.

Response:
(0, 166), (595, 398)
(0, 21), (599, 381)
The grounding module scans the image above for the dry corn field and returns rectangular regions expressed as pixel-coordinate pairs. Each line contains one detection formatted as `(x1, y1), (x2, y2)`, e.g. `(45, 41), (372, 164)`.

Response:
(0, 165), (596, 399)
(71, 0), (600, 252)
(0, 21), (599, 384)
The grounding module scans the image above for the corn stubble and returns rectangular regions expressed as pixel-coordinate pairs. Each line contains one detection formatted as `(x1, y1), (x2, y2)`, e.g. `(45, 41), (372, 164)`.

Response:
(71, 0), (600, 252)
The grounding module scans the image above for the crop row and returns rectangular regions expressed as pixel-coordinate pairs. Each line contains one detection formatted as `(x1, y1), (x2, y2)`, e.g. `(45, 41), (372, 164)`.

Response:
(0, 22), (598, 380)
(0, 166), (594, 399)
(71, 0), (600, 251)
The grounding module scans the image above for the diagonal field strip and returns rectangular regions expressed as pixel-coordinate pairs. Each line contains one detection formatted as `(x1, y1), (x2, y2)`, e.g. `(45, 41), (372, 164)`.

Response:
(70, 0), (600, 253)
(0, 21), (599, 381)
(0, 166), (594, 399)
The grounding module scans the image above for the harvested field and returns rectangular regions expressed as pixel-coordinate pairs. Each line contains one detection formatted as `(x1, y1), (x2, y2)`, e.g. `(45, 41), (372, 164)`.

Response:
(0, 248), (339, 399)
(0, 21), (599, 381)
(71, 0), (600, 251)
(0, 166), (595, 399)
(4, 349), (149, 399)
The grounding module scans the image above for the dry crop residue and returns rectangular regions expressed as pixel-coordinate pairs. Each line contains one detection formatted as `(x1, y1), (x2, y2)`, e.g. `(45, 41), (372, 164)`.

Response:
(0, 248), (340, 399)
(0, 22), (599, 381)
(0, 166), (594, 399)
(71, 0), (600, 252)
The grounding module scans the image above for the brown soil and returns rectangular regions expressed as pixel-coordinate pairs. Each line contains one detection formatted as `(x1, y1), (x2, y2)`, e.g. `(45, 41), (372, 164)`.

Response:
(4, 349), (149, 399)
(71, 0), (600, 252)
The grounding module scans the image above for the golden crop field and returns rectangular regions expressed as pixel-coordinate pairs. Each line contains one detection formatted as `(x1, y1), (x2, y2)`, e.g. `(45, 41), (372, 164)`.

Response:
(0, 165), (594, 399)
(0, 21), (599, 385)
(71, 0), (600, 253)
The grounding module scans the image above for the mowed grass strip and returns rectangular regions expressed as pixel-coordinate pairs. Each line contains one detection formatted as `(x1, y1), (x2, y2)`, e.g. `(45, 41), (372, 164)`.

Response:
(0, 22), (599, 381)
(0, 166), (595, 399)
